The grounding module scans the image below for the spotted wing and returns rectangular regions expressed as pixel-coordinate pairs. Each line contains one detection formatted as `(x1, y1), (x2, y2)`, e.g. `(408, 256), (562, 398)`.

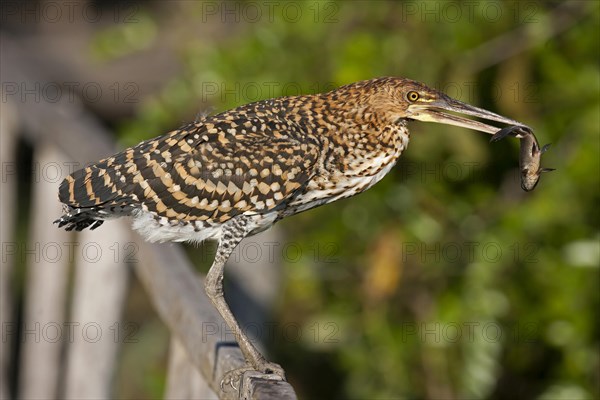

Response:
(59, 120), (318, 226)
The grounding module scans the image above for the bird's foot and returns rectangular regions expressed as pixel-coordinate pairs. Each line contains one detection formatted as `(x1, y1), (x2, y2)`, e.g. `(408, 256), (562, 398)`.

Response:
(220, 361), (285, 391)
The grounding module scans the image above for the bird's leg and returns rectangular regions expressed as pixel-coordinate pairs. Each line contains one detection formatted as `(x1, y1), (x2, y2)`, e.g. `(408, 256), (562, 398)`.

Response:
(204, 215), (285, 390)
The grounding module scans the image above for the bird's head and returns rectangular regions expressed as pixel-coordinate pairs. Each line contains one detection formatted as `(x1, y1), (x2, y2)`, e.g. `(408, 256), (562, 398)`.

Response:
(361, 77), (529, 134)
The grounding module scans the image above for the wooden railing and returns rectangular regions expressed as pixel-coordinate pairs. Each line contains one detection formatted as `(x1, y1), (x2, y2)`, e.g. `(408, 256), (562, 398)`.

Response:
(1, 35), (297, 400)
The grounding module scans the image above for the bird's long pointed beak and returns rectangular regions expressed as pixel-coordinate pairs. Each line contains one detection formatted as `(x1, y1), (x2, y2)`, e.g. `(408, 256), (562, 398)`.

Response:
(408, 94), (529, 135)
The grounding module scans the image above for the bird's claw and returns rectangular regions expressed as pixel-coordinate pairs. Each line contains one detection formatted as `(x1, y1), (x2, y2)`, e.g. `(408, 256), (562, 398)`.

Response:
(220, 366), (250, 391)
(219, 361), (286, 392)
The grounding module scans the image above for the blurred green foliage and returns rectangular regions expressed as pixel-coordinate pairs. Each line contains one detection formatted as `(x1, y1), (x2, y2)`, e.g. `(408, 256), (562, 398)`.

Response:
(92, 1), (599, 398)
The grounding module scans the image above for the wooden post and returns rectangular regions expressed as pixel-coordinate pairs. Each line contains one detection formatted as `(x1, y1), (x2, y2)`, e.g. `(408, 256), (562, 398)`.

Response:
(18, 144), (71, 399)
(0, 97), (18, 400)
(63, 220), (130, 399)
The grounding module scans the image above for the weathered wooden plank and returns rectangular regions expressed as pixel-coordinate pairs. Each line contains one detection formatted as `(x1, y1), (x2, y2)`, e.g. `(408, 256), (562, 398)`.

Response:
(0, 35), (115, 165)
(134, 239), (297, 400)
(242, 372), (297, 400)
(18, 144), (71, 399)
(0, 96), (19, 400)
(63, 220), (130, 399)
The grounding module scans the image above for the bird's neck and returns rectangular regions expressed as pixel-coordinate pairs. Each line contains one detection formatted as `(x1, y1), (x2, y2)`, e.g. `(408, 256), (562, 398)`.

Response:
(284, 93), (410, 178)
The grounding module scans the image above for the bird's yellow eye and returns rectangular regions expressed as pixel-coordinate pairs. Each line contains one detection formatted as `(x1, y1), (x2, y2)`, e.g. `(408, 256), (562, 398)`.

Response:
(407, 91), (420, 102)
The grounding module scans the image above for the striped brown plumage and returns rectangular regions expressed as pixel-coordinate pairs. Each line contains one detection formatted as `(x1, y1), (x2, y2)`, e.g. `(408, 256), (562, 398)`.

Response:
(56, 77), (413, 239)
(56, 76), (532, 386)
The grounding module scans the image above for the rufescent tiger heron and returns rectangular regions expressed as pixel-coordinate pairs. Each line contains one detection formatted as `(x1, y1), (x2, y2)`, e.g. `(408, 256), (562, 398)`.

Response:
(55, 77), (548, 389)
